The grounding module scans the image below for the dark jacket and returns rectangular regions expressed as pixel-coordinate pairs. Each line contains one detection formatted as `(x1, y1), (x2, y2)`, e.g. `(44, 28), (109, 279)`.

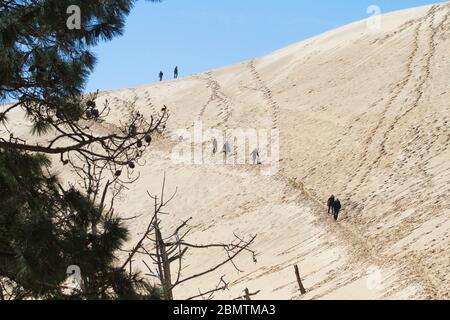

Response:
(327, 196), (335, 207)
(333, 200), (342, 212)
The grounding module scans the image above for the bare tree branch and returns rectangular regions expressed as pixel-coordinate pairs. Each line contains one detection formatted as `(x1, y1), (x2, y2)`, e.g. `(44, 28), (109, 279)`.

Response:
(119, 177), (258, 300)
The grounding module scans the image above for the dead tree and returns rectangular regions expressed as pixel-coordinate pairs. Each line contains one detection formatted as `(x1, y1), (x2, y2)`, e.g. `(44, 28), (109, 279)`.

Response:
(121, 175), (258, 300)
(1, 91), (169, 180)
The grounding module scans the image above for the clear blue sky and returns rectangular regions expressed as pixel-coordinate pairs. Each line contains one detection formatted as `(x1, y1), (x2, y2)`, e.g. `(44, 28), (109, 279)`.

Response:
(86, 0), (442, 92)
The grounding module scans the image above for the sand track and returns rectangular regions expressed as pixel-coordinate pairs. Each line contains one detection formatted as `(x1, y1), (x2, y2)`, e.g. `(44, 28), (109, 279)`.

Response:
(345, 5), (443, 199)
(248, 60), (280, 130)
(195, 72), (233, 128)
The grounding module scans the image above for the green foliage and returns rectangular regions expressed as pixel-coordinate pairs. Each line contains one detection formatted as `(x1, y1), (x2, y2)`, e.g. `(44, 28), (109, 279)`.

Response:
(0, 0), (161, 121)
(0, 0), (163, 300)
(1, 1), (133, 99)
(0, 149), (161, 299)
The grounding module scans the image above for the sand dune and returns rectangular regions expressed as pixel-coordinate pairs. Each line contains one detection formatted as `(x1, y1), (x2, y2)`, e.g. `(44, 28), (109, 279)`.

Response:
(3, 3), (449, 299)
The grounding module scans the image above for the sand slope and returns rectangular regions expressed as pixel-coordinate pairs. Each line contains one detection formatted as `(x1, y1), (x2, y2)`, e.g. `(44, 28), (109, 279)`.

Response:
(3, 3), (449, 299)
(81, 3), (450, 300)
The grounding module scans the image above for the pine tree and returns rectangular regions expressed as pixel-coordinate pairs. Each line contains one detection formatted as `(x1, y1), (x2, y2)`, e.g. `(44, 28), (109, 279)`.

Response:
(0, 1), (164, 299)
(0, 150), (162, 299)
(0, 0), (165, 163)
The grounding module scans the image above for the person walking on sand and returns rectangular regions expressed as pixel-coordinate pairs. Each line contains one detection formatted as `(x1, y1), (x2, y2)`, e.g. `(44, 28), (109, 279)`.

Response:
(223, 141), (231, 162)
(333, 199), (342, 221)
(159, 71), (164, 82)
(212, 138), (218, 155)
(327, 195), (335, 215)
(174, 66), (178, 79)
(250, 148), (260, 165)
(223, 141), (231, 155)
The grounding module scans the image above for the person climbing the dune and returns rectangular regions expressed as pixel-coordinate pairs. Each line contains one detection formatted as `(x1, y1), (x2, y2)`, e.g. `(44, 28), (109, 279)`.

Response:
(333, 199), (342, 221)
(223, 141), (231, 163)
(212, 138), (218, 155)
(159, 71), (164, 82)
(327, 195), (335, 215)
(174, 66), (178, 79)
(223, 141), (231, 155)
(251, 148), (260, 165)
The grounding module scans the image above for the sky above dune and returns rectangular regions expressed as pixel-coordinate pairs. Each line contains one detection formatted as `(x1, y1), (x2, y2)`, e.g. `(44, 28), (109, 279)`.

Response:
(85, 0), (442, 92)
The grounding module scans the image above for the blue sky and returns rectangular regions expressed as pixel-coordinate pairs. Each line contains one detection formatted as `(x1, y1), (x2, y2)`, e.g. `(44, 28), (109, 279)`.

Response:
(86, 0), (442, 92)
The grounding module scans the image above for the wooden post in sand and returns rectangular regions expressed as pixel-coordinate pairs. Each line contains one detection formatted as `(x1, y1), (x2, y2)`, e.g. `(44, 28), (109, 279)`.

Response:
(294, 265), (307, 295)
(244, 288), (251, 300)
(234, 288), (261, 300)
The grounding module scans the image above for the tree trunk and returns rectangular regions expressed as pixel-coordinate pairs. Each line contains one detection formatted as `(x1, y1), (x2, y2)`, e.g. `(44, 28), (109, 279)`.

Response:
(294, 265), (306, 295)
(156, 225), (173, 300)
